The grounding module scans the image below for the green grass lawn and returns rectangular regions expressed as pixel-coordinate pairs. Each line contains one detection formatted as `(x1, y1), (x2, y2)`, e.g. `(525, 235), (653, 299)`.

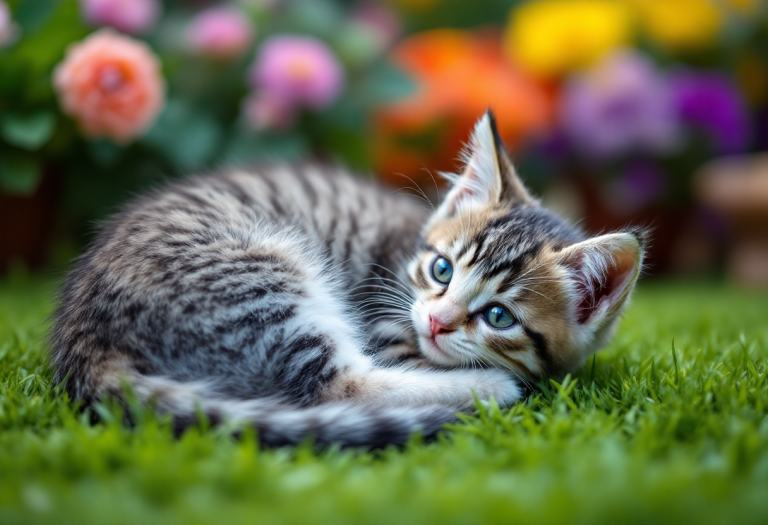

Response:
(1, 270), (767, 525)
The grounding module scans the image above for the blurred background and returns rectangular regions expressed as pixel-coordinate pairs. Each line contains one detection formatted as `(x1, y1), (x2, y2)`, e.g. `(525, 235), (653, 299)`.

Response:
(1, 0), (767, 284)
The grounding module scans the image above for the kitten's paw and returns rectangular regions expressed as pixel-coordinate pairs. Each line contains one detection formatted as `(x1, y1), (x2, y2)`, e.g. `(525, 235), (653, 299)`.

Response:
(468, 369), (523, 407)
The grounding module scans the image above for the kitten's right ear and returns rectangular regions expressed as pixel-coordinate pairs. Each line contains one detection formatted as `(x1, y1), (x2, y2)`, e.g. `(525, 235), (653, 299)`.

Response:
(555, 230), (646, 326)
(434, 111), (534, 219)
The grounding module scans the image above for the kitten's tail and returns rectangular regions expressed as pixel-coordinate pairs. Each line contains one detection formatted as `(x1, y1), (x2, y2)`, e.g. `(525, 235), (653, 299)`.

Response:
(98, 368), (458, 447)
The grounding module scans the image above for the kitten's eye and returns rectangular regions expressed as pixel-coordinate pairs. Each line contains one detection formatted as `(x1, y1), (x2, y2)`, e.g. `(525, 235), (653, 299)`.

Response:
(431, 256), (453, 285)
(484, 306), (516, 329)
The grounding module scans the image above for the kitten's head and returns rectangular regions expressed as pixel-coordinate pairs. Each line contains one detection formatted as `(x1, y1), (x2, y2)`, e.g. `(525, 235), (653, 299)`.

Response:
(408, 112), (646, 380)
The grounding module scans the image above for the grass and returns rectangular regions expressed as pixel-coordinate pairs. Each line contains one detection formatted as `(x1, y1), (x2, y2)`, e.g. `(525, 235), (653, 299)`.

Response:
(1, 270), (767, 525)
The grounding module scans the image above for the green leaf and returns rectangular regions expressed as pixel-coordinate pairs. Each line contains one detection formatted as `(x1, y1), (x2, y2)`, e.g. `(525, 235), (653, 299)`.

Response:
(222, 130), (308, 164)
(9, 0), (59, 34)
(143, 100), (222, 170)
(0, 154), (42, 195)
(361, 63), (417, 104)
(88, 139), (122, 167)
(1, 112), (56, 150)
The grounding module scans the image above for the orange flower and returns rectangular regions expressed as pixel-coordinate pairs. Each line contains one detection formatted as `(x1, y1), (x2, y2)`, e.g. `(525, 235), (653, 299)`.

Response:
(54, 29), (165, 143)
(372, 29), (554, 185)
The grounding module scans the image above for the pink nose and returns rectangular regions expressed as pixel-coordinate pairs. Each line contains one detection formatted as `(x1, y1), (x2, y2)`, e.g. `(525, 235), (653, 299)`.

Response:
(430, 315), (456, 336)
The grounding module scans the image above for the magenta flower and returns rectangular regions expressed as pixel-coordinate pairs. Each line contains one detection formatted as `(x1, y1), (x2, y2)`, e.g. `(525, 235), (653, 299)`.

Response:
(670, 71), (750, 154)
(80, 0), (160, 35)
(243, 91), (296, 131)
(186, 7), (255, 61)
(560, 51), (680, 160)
(250, 35), (344, 109)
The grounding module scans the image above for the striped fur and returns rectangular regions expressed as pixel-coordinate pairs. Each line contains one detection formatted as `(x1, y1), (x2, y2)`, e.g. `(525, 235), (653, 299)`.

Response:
(51, 162), (522, 447)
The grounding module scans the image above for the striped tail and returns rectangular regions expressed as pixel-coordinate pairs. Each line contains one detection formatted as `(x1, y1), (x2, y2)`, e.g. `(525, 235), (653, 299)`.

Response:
(103, 372), (458, 447)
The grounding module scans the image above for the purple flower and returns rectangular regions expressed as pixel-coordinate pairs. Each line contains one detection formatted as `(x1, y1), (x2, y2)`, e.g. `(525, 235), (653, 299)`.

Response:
(608, 161), (666, 213)
(80, 0), (160, 35)
(670, 71), (750, 154)
(186, 7), (255, 61)
(249, 35), (344, 110)
(560, 51), (680, 160)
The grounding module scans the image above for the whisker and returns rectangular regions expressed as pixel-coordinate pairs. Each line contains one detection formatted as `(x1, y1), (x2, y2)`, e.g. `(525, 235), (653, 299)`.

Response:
(393, 173), (436, 213)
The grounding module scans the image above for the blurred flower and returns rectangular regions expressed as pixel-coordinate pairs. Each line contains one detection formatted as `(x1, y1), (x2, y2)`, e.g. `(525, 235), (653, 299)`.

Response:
(0, 0), (19, 47)
(504, 0), (632, 78)
(560, 51), (679, 160)
(53, 29), (165, 143)
(243, 91), (296, 131)
(353, 3), (400, 50)
(670, 71), (750, 154)
(250, 35), (344, 109)
(186, 7), (255, 61)
(629, 0), (721, 51)
(80, 0), (160, 34)
(337, 3), (401, 65)
(608, 161), (665, 213)
(373, 29), (554, 181)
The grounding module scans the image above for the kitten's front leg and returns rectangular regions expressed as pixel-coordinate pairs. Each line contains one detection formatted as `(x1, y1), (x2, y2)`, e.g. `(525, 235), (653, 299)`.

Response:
(325, 365), (522, 410)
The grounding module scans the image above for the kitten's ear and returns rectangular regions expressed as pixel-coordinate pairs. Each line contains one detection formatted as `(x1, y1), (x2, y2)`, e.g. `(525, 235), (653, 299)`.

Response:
(435, 111), (533, 218)
(556, 230), (646, 326)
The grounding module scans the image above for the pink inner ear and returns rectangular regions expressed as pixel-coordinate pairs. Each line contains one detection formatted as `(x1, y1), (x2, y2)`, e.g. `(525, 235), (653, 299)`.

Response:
(446, 169), (481, 213)
(574, 250), (637, 324)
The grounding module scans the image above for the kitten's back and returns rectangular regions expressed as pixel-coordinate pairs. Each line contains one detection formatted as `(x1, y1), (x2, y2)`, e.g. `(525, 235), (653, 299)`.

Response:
(49, 164), (450, 446)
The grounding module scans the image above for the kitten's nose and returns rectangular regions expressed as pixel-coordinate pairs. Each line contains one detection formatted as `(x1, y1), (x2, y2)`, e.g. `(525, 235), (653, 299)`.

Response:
(430, 315), (456, 336)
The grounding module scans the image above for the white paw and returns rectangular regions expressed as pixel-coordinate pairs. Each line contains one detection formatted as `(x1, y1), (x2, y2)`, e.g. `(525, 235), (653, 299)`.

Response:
(469, 369), (522, 407)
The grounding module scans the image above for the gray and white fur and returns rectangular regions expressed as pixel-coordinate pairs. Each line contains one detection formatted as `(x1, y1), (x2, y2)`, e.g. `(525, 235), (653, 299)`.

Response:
(50, 161), (521, 447)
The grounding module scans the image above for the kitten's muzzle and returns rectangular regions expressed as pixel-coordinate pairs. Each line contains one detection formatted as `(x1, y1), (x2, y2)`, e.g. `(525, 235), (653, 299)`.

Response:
(429, 315), (457, 337)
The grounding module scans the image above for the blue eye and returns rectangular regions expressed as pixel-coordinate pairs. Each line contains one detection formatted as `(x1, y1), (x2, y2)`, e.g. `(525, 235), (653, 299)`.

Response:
(484, 306), (516, 329)
(431, 256), (453, 284)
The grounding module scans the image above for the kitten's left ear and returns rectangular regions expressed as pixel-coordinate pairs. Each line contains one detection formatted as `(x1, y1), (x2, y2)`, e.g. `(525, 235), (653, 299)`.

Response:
(555, 230), (647, 326)
(436, 111), (534, 218)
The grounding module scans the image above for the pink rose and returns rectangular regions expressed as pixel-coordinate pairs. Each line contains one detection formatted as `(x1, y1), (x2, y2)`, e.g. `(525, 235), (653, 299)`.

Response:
(187, 7), (255, 61)
(80, 0), (160, 35)
(250, 35), (344, 109)
(54, 29), (165, 143)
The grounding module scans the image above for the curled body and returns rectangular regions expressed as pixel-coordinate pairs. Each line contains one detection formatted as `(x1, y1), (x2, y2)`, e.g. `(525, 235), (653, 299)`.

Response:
(51, 112), (645, 447)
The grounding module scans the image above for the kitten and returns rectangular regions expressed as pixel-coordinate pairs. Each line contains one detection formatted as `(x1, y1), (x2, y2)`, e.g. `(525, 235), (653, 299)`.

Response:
(406, 113), (646, 381)
(50, 112), (645, 447)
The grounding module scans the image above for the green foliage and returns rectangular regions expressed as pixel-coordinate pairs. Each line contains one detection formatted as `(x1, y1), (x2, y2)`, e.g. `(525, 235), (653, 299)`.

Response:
(0, 0), (417, 242)
(0, 112), (56, 151)
(0, 275), (767, 524)
(0, 152), (41, 195)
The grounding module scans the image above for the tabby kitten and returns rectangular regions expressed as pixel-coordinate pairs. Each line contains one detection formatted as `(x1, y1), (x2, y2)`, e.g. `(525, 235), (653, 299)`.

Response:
(50, 112), (645, 447)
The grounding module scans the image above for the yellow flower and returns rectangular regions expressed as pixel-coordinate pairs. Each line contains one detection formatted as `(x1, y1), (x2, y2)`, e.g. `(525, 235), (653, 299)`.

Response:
(504, 0), (633, 78)
(629, 0), (722, 51)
